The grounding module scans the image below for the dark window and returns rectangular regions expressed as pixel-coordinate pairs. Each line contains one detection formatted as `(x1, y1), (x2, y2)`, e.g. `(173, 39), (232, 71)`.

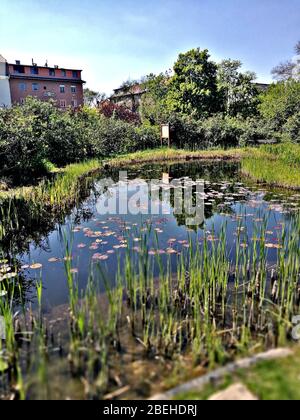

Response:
(31, 66), (39, 75)
(60, 85), (65, 93)
(13, 65), (25, 74)
(49, 69), (55, 76)
(32, 83), (39, 91)
(61, 69), (66, 77)
(71, 86), (76, 94)
(72, 70), (78, 78)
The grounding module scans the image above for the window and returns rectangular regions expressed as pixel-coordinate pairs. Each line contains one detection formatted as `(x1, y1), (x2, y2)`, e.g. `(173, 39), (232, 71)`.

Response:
(60, 100), (67, 108)
(72, 70), (78, 78)
(71, 99), (78, 108)
(71, 86), (76, 94)
(13, 65), (25, 74)
(19, 83), (27, 92)
(49, 69), (55, 76)
(60, 85), (65, 93)
(20, 98), (25, 105)
(61, 69), (66, 77)
(32, 83), (39, 91)
(31, 66), (39, 75)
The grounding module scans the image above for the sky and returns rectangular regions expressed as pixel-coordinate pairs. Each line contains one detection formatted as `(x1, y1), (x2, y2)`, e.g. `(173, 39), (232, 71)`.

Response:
(0, 0), (299, 94)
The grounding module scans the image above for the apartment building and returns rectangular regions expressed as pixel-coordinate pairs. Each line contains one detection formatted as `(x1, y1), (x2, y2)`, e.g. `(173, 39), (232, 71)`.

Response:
(0, 54), (85, 108)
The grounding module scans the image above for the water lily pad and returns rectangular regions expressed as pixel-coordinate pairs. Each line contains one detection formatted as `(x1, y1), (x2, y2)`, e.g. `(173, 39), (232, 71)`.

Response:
(48, 258), (60, 263)
(30, 263), (43, 270)
(0, 272), (17, 281)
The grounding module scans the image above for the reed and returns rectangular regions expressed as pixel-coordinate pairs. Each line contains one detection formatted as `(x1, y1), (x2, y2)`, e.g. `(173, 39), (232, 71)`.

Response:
(0, 211), (299, 399)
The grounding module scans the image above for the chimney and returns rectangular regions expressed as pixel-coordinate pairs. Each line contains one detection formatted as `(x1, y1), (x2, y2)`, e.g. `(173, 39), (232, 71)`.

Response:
(15, 60), (21, 65)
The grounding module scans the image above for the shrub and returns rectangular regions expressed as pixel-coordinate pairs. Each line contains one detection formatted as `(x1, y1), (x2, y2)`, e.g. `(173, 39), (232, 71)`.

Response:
(134, 124), (160, 150)
(283, 112), (300, 143)
(99, 101), (140, 125)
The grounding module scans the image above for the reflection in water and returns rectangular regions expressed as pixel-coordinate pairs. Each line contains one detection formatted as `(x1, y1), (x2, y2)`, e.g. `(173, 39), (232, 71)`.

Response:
(1, 160), (300, 309)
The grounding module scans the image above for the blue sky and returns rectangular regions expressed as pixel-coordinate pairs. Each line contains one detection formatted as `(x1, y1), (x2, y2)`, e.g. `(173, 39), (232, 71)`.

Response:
(0, 0), (299, 93)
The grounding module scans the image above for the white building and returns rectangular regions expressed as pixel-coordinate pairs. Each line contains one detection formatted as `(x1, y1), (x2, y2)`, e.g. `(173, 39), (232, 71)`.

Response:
(0, 54), (12, 108)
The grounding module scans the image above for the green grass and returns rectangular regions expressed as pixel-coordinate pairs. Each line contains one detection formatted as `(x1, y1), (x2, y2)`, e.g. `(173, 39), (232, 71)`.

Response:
(0, 159), (100, 202)
(107, 147), (243, 167)
(242, 143), (300, 189)
(176, 347), (300, 400)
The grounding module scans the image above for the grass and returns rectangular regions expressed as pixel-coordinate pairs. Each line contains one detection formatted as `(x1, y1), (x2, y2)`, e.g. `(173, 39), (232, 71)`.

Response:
(1, 210), (300, 399)
(0, 159), (101, 202)
(242, 143), (300, 190)
(107, 147), (243, 168)
(176, 347), (300, 400)
(0, 144), (300, 399)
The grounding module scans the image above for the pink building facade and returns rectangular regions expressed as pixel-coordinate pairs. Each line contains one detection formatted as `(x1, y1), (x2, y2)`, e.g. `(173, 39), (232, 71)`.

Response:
(7, 60), (84, 108)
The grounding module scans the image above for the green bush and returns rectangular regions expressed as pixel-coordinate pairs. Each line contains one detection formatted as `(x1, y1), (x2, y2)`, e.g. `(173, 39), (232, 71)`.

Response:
(283, 112), (300, 143)
(0, 98), (161, 180)
(133, 125), (161, 150)
(0, 99), (53, 179)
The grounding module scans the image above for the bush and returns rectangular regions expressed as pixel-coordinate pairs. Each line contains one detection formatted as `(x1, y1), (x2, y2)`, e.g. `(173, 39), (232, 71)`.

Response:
(134, 125), (161, 150)
(99, 101), (140, 125)
(283, 112), (300, 143)
(0, 99), (53, 179)
(0, 98), (161, 181)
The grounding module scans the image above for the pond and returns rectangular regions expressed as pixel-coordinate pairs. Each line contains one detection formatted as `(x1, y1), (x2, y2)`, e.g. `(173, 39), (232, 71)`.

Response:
(1, 159), (300, 399)
(7, 160), (299, 308)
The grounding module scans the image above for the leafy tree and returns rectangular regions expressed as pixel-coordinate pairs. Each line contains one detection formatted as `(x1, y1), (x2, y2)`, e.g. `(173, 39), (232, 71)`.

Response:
(140, 72), (171, 125)
(166, 48), (221, 119)
(259, 80), (300, 129)
(217, 59), (258, 117)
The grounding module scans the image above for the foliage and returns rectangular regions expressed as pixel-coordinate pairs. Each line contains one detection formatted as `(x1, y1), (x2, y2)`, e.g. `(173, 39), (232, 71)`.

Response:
(217, 59), (259, 117)
(0, 98), (57, 179)
(259, 80), (300, 130)
(283, 112), (300, 143)
(140, 72), (171, 125)
(166, 48), (221, 119)
(242, 143), (300, 189)
(98, 100), (140, 124)
(0, 97), (160, 181)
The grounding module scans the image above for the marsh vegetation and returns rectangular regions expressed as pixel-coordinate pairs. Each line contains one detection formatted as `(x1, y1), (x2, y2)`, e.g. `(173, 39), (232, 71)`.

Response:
(0, 158), (300, 400)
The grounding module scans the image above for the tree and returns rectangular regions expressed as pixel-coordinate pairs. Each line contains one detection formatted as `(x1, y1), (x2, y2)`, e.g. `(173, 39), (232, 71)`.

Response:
(140, 72), (171, 125)
(98, 100), (140, 124)
(84, 88), (106, 107)
(271, 41), (300, 81)
(259, 79), (300, 129)
(166, 48), (221, 119)
(271, 61), (296, 81)
(217, 59), (259, 117)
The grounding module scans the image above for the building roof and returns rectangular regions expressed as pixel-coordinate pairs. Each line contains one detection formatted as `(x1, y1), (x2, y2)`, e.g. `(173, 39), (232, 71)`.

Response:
(0, 54), (7, 63)
(8, 62), (82, 72)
